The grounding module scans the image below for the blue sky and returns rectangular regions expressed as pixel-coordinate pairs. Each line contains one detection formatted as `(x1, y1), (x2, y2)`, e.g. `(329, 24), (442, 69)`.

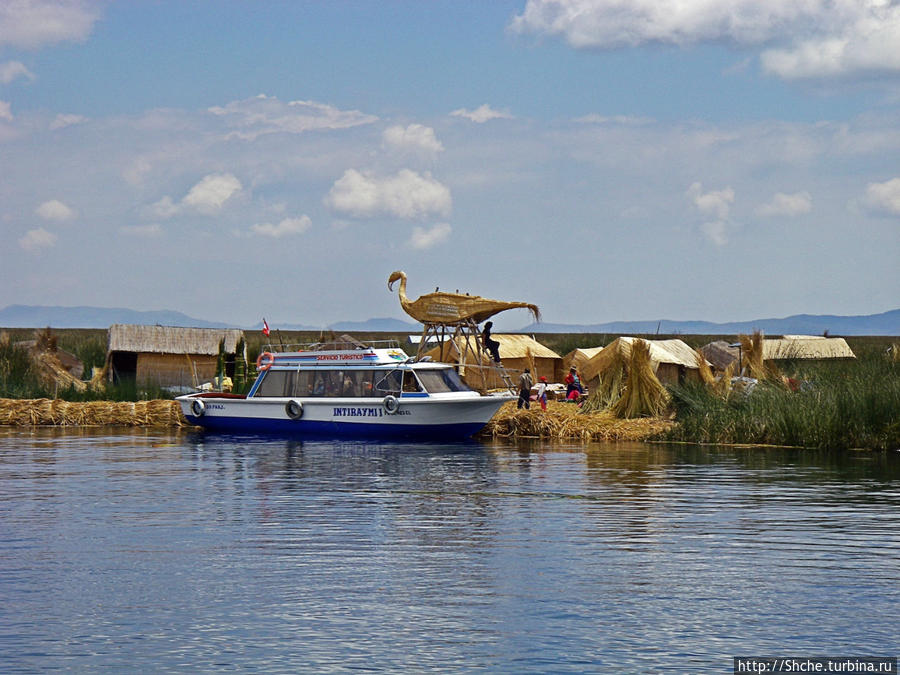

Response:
(1, 0), (898, 330)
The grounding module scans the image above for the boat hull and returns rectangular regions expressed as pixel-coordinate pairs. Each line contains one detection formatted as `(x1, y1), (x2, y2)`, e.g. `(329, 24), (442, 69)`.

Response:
(178, 394), (512, 440)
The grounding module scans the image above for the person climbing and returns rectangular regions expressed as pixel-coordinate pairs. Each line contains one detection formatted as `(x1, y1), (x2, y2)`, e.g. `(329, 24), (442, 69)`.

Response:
(482, 320), (501, 363)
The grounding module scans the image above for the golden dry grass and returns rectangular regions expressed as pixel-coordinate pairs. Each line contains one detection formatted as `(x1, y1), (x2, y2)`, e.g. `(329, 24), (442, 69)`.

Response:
(484, 401), (676, 442)
(0, 398), (191, 427)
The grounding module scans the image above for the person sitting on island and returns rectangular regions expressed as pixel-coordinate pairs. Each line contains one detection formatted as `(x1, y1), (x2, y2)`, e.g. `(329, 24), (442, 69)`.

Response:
(565, 366), (584, 400)
(481, 321), (501, 363)
(517, 368), (533, 409)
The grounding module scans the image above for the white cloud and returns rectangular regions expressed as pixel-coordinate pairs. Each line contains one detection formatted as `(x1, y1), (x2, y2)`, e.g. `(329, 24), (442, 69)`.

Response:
(208, 94), (378, 141)
(250, 215), (312, 238)
(757, 191), (812, 217)
(149, 195), (178, 219)
(862, 177), (900, 216)
(688, 182), (734, 220)
(688, 182), (735, 246)
(120, 224), (162, 237)
(450, 104), (513, 123)
(511, 0), (900, 79)
(325, 169), (452, 220)
(0, 60), (35, 84)
(409, 223), (452, 250)
(19, 227), (57, 252)
(0, 0), (100, 49)
(0, 100), (12, 121)
(50, 113), (87, 130)
(182, 173), (242, 214)
(35, 199), (75, 221)
(382, 124), (444, 157)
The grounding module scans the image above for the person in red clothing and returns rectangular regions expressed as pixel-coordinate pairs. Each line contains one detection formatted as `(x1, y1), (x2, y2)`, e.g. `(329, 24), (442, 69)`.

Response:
(535, 376), (548, 411)
(564, 366), (584, 401)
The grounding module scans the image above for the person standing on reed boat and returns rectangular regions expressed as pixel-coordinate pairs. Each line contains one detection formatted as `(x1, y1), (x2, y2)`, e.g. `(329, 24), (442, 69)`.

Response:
(481, 321), (501, 363)
(535, 376), (548, 411)
(517, 368), (533, 409)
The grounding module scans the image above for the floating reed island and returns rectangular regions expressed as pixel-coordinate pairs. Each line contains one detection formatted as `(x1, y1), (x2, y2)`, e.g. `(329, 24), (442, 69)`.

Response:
(482, 401), (676, 442)
(0, 398), (190, 428)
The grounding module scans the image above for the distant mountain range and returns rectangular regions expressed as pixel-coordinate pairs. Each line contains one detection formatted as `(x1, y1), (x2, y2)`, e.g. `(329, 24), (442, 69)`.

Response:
(0, 305), (231, 329)
(523, 308), (900, 336)
(1, 304), (898, 336)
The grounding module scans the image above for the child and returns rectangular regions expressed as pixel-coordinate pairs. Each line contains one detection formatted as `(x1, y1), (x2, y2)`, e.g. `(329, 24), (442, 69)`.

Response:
(535, 375), (548, 411)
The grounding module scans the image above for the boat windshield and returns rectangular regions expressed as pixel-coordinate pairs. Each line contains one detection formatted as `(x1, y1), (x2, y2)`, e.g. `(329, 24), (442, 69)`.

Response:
(415, 367), (470, 393)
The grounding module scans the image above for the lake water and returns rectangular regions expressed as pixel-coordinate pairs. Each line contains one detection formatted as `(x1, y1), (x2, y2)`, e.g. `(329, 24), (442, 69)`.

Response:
(1, 429), (898, 673)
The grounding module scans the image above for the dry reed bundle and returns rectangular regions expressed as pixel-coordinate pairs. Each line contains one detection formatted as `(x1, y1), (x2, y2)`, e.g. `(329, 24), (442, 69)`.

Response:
(580, 348), (627, 413)
(33, 351), (87, 393)
(0, 398), (190, 427)
(696, 349), (734, 398)
(739, 331), (779, 381)
(613, 339), (670, 418)
(486, 401), (674, 441)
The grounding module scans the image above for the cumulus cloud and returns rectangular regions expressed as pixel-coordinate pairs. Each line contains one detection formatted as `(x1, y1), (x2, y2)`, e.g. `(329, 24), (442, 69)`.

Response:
(511, 0), (900, 79)
(0, 60), (35, 84)
(208, 94), (378, 141)
(120, 224), (162, 237)
(325, 169), (452, 220)
(757, 191), (812, 217)
(19, 227), (57, 252)
(382, 124), (444, 158)
(35, 199), (75, 221)
(148, 173), (242, 218)
(862, 177), (900, 216)
(688, 182), (735, 246)
(250, 215), (312, 238)
(409, 223), (452, 250)
(181, 173), (242, 214)
(0, 100), (12, 121)
(0, 0), (100, 49)
(450, 104), (513, 123)
(50, 113), (87, 130)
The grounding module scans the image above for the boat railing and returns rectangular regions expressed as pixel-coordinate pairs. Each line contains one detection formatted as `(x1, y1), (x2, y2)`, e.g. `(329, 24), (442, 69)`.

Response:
(262, 338), (402, 353)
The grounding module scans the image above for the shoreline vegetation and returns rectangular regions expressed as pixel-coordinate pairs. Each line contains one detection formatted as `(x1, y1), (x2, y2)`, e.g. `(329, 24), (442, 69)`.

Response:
(1, 328), (898, 450)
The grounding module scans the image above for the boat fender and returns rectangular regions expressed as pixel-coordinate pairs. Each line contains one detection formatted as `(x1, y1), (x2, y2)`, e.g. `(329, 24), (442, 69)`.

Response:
(256, 351), (275, 371)
(191, 398), (206, 417)
(382, 395), (400, 415)
(285, 399), (303, 420)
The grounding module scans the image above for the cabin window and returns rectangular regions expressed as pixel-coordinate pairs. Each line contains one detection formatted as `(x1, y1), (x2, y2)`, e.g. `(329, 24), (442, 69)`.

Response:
(254, 370), (291, 397)
(372, 369), (401, 396)
(402, 370), (422, 393)
(415, 368), (470, 393)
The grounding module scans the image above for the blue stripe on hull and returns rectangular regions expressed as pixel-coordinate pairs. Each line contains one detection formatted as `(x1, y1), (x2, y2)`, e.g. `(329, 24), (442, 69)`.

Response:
(183, 415), (486, 440)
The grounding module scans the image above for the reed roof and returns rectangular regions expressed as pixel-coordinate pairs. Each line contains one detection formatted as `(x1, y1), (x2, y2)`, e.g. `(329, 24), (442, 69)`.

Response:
(762, 336), (855, 360)
(562, 346), (605, 372)
(108, 324), (245, 355)
(424, 333), (560, 362)
(582, 337), (706, 382)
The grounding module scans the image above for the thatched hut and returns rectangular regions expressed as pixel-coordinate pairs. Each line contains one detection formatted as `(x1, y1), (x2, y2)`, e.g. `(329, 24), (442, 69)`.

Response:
(561, 346), (605, 377)
(701, 335), (855, 374)
(582, 337), (708, 388)
(762, 336), (855, 361)
(423, 333), (561, 389)
(106, 324), (246, 389)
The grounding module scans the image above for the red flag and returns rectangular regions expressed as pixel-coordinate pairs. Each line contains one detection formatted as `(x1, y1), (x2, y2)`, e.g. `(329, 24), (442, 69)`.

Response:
(262, 318), (270, 336)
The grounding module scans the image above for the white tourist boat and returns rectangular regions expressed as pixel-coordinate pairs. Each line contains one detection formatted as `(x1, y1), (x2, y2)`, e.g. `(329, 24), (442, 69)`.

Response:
(177, 341), (513, 440)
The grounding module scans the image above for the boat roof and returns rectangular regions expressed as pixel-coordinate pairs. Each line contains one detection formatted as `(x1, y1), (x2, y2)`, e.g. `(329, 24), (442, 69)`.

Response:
(266, 347), (411, 368)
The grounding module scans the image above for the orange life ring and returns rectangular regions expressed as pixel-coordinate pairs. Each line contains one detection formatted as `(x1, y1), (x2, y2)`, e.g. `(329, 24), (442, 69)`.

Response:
(256, 351), (275, 371)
